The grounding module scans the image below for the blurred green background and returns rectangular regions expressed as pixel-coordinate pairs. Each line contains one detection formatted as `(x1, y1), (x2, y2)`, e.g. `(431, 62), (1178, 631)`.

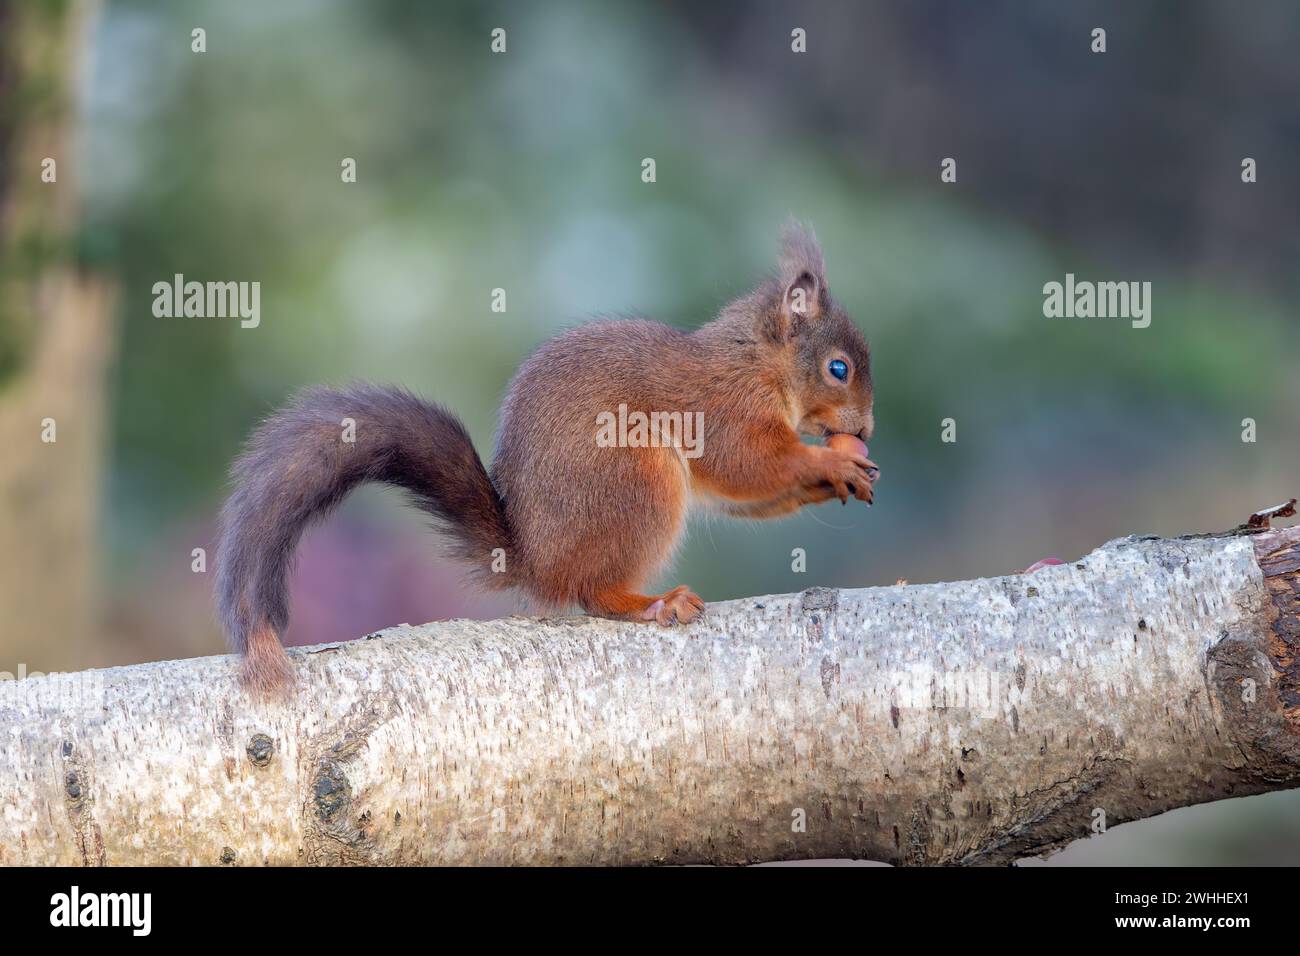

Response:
(2, 0), (1298, 864)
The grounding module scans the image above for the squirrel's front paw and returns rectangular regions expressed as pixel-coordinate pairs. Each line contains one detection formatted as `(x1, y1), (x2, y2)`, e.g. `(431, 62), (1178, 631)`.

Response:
(816, 448), (878, 505)
(641, 585), (705, 625)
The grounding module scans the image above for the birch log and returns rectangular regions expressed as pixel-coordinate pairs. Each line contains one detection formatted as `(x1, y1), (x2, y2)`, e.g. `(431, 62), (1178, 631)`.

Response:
(2, 525), (1299, 866)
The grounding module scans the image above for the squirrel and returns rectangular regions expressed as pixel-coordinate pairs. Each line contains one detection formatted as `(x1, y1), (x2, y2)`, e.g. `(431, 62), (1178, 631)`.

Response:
(216, 223), (878, 695)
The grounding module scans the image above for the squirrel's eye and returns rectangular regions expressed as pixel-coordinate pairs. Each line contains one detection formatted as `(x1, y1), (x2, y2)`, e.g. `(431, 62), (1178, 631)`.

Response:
(828, 359), (849, 382)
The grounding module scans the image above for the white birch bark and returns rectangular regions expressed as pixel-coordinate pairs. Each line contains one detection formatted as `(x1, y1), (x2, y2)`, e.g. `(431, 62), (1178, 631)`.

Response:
(2, 527), (1298, 866)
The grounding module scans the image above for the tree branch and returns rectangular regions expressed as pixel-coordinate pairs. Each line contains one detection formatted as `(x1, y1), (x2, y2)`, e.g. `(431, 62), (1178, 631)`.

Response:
(3, 525), (1299, 866)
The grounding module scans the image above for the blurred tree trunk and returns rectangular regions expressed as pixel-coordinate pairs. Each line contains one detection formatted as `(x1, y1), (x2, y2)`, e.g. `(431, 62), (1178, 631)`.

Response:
(0, 0), (115, 672)
(2, 527), (1297, 865)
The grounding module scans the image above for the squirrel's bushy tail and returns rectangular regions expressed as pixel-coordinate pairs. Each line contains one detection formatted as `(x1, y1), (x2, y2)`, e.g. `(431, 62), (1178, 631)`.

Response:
(215, 384), (512, 695)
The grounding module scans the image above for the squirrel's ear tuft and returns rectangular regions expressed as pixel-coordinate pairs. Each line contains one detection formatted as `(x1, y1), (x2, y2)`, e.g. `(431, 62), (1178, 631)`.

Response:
(779, 221), (826, 291)
(773, 222), (825, 336)
(757, 221), (827, 343)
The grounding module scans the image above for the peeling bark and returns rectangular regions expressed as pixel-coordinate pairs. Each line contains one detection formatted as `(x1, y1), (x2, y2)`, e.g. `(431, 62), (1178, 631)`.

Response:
(2, 526), (1299, 866)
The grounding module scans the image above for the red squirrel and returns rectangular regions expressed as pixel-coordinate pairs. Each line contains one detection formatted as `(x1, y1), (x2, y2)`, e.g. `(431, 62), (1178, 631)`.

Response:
(216, 224), (878, 694)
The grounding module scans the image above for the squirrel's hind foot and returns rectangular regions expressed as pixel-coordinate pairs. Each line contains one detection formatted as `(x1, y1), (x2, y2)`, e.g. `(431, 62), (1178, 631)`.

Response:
(585, 584), (705, 626)
(641, 585), (705, 626)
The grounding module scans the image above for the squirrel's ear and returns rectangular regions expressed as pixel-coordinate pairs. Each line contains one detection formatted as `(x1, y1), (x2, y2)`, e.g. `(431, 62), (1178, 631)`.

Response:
(760, 268), (822, 344)
(779, 222), (826, 327)
(782, 269), (821, 322)
(760, 221), (827, 342)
